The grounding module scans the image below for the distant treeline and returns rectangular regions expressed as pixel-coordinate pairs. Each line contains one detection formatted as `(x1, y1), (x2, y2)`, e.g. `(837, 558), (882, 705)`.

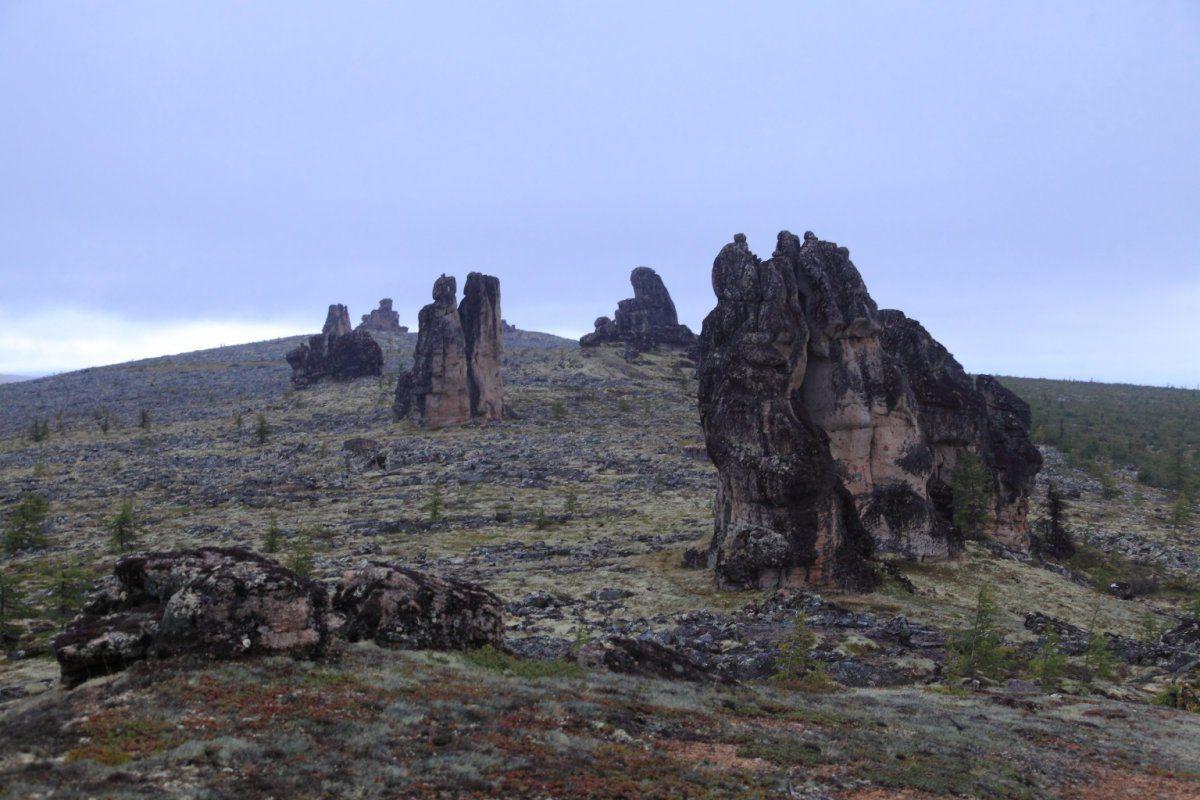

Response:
(999, 376), (1199, 493)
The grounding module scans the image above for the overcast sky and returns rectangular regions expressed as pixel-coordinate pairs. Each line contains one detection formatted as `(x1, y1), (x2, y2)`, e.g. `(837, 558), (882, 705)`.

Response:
(2, 2), (1197, 385)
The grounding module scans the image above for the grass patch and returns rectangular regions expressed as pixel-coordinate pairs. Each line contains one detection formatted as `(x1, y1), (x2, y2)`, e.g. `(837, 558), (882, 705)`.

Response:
(463, 645), (586, 680)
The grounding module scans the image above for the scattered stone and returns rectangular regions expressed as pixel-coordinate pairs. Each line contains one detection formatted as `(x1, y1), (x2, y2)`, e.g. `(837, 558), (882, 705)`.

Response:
(286, 304), (384, 388)
(358, 298), (408, 333)
(580, 267), (696, 350)
(332, 563), (504, 650)
(576, 637), (731, 683)
(52, 547), (331, 687)
(342, 437), (387, 470)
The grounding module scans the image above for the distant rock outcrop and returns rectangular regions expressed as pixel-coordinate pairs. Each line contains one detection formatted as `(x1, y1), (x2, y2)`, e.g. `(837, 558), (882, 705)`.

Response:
(698, 231), (1042, 589)
(395, 273), (505, 427)
(358, 298), (408, 333)
(581, 267), (696, 349)
(286, 304), (383, 388)
(459, 272), (505, 420)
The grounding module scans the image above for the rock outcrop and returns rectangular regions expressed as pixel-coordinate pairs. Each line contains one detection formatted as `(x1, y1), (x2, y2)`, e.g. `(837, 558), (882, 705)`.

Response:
(395, 273), (505, 427)
(52, 547), (331, 687)
(358, 298), (408, 333)
(698, 231), (1042, 589)
(332, 563), (504, 650)
(52, 549), (509, 686)
(878, 310), (1042, 551)
(286, 304), (384, 388)
(580, 267), (696, 349)
(459, 272), (505, 420)
(698, 234), (879, 592)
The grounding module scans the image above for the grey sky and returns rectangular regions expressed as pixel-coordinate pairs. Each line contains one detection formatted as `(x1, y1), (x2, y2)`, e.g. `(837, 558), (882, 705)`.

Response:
(1, 2), (1197, 384)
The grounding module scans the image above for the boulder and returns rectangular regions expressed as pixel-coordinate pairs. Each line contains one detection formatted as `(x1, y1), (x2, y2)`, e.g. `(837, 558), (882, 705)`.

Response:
(286, 304), (383, 388)
(397, 275), (472, 427)
(358, 298), (408, 333)
(459, 272), (505, 420)
(580, 267), (696, 349)
(332, 563), (504, 650)
(342, 437), (386, 470)
(698, 233), (879, 592)
(52, 548), (330, 687)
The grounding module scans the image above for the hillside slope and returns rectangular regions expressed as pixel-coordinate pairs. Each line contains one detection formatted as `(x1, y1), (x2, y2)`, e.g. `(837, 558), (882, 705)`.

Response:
(1, 335), (1198, 797)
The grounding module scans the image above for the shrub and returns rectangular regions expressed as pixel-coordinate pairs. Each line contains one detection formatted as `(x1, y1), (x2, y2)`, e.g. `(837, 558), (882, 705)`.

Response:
(945, 587), (1013, 681)
(771, 610), (834, 692)
(949, 452), (991, 539)
(4, 493), (50, 554)
(30, 418), (50, 442)
(1030, 633), (1068, 691)
(254, 413), (270, 445)
(563, 491), (578, 518)
(1153, 683), (1199, 712)
(534, 505), (550, 530)
(426, 486), (444, 523)
(464, 645), (584, 680)
(93, 409), (111, 434)
(286, 539), (315, 578)
(106, 501), (138, 553)
(264, 513), (281, 554)
(551, 400), (567, 420)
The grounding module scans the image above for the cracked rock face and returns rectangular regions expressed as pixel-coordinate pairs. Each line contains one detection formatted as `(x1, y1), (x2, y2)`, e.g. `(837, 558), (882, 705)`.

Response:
(879, 311), (1042, 551)
(580, 267), (696, 349)
(286, 304), (384, 388)
(396, 274), (506, 427)
(699, 230), (1042, 588)
(332, 563), (504, 650)
(51, 547), (331, 687)
(358, 298), (408, 333)
(698, 233), (879, 592)
(459, 272), (505, 420)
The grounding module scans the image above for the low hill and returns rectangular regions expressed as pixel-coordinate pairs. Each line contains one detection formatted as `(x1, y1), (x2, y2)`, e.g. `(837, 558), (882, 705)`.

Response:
(0, 335), (1198, 797)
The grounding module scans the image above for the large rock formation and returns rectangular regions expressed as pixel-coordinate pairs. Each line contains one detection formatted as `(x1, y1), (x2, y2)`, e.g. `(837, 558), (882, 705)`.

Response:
(52, 547), (331, 687)
(395, 273), (505, 427)
(698, 234), (879, 592)
(358, 298), (408, 333)
(332, 563), (504, 650)
(698, 231), (1041, 589)
(286, 304), (384, 388)
(396, 275), (472, 427)
(879, 306), (1042, 550)
(459, 272), (505, 420)
(581, 267), (696, 349)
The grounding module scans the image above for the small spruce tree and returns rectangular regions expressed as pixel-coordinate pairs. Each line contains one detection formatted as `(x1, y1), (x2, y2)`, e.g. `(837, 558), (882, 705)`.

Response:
(264, 513), (281, 554)
(426, 486), (444, 523)
(1041, 483), (1076, 559)
(106, 501), (137, 553)
(255, 413), (270, 445)
(4, 493), (50, 554)
(946, 586), (1011, 681)
(950, 451), (992, 540)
